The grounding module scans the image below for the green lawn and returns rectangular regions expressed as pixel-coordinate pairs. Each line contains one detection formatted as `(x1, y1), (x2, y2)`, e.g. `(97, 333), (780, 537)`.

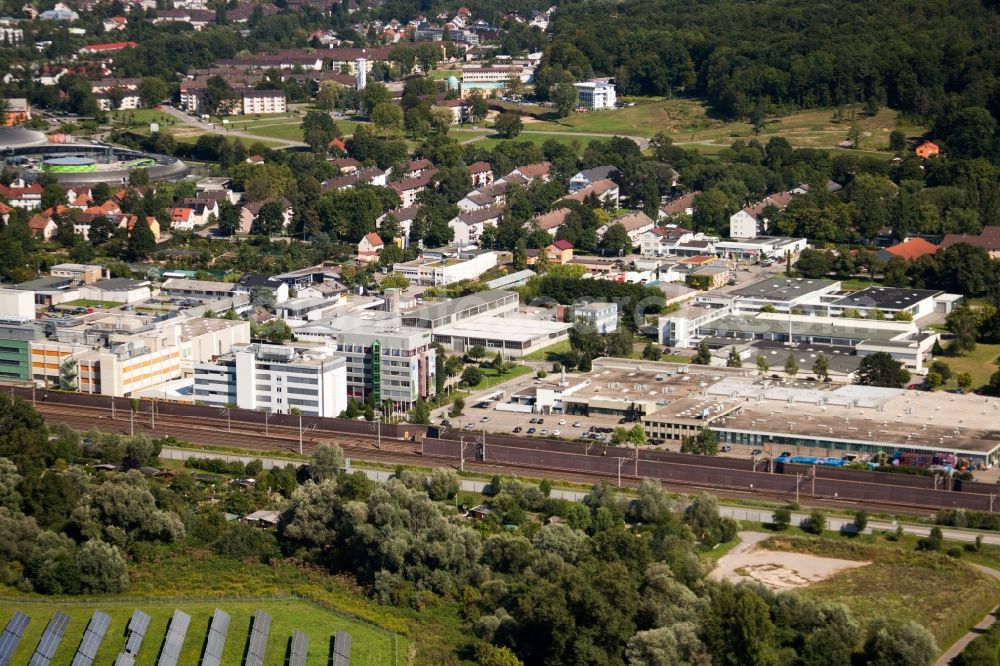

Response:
(2, 598), (396, 666)
(59, 299), (123, 308)
(508, 99), (922, 152)
(473, 363), (533, 390)
(936, 342), (1000, 390)
(838, 278), (883, 290)
(111, 109), (179, 126)
(761, 535), (1000, 649)
(522, 340), (572, 362)
(473, 132), (598, 154)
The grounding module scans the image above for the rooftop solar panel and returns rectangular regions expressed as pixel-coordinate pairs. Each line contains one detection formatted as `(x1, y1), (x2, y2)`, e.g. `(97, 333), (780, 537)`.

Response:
(70, 611), (111, 666)
(0, 611), (31, 666)
(28, 611), (70, 666)
(332, 630), (352, 666)
(200, 609), (230, 666)
(244, 610), (272, 666)
(288, 630), (309, 666)
(156, 609), (191, 666)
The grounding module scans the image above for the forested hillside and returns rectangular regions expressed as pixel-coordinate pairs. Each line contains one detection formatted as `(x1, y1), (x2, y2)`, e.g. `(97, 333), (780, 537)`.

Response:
(543, 0), (1000, 133)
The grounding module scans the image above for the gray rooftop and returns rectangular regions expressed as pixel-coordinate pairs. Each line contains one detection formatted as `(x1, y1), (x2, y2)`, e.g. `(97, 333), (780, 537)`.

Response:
(734, 277), (839, 301)
(832, 286), (943, 311)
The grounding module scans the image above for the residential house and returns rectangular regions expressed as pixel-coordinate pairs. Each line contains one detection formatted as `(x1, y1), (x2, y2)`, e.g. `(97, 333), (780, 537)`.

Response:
(321, 167), (387, 192)
(562, 178), (619, 207)
(659, 191), (700, 219)
(389, 169), (438, 208)
(433, 98), (466, 124)
(915, 141), (939, 159)
(448, 206), (502, 245)
(238, 198), (293, 235)
(467, 161), (493, 188)
(80, 41), (137, 55)
(939, 226), (1000, 259)
(181, 197), (220, 226)
(405, 158), (433, 178)
(529, 207), (572, 237)
(545, 239), (574, 264)
(120, 215), (160, 241)
(569, 165), (619, 192)
(169, 207), (197, 231)
(507, 161), (550, 183)
(379, 206), (421, 248)
(639, 226), (694, 257)
(234, 273), (290, 303)
(28, 215), (58, 241)
(729, 191), (794, 239)
(574, 80), (616, 109)
(599, 211), (656, 247)
(877, 238), (939, 263)
(0, 180), (43, 210)
(357, 232), (385, 263)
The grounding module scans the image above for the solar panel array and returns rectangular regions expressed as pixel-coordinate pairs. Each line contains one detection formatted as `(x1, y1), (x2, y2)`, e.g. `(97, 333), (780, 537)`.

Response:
(155, 609), (190, 666)
(70, 611), (111, 666)
(0, 611), (30, 666)
(114, 609), (150, 666)
(28, 611), (70, 666)
(288, 629), (309, 666)
(200, 609), (230, 666)
(332, 630), (352, 666)
(244, 610), (272, 666)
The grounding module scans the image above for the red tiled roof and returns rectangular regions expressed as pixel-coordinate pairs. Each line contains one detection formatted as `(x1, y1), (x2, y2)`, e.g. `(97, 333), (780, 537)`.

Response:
(362, 232), (383, 247)
(467, 161), (491, 174)
(884, 238), (938, 261)
(84, 41), (137, 51)
(550, 239), (573, 250)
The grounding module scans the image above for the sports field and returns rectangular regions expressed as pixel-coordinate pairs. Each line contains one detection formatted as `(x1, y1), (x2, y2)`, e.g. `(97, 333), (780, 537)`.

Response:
(2, 597), (398, 665)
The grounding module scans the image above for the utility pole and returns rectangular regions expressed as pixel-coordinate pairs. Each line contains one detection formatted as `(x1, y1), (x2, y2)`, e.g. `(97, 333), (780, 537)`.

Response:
(481, 423), (486, 462)
(618, 456), (627, 487)
(796, 473), (802, 504)
(31, 384), (35, 406)
(129, 409), (135, 437)
(460, 435), (464, 472)
(376, 411), (382, 450)
(150, 399), (155, 428)
(299, 413), (303, 455)
(265, 409), (272, 436)
(111, 396), (116, 420)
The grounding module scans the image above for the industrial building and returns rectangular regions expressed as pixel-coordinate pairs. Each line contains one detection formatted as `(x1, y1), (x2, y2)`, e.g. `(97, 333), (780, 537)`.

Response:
(499, 358), (1000, 466)
(433, 316), (571, 357)
(193, 343), (347, 417)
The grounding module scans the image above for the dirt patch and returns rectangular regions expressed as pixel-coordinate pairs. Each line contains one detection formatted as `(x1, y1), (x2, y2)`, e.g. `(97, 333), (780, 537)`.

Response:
(712, 531), (870, 590)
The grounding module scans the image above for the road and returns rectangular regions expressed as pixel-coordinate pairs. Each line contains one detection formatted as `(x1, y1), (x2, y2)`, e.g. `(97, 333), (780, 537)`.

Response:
(156, 106), (308, 148)
(935, 564), (1000, 665)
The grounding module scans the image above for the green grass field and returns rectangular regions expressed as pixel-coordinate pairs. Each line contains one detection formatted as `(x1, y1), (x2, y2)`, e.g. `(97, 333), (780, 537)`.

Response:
(937, 342), (1000, 390)
(511, 98), (924, 152)
(522, 340), (572, 362)
(2, 598), (395, 666)
(762, 535), (1000, 649)
(111, 109), (179, 127)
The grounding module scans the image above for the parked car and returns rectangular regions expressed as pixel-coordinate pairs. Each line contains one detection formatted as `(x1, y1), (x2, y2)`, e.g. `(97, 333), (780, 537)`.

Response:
(480, 416), (489, 422)
(720, 445), (733, 452)
(529, 417), (538, 424)
(537, 418), (545, 424)
(559, 419), (566, 425)
(463, 423), (475, 431)
(527, 427), (536, 434)
(441, 419), (452, 428)
(572, 422), (582, 427)
(513, 426), (522, 433)
(552, 430), (561, 436)
(751, 448), (763, 456)
(539, 429), (549, 435)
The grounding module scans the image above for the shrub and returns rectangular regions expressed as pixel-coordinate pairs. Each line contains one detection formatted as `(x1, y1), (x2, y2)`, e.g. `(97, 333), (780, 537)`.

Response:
(804, 509), (825, 534)
(771, 507), (791, 530)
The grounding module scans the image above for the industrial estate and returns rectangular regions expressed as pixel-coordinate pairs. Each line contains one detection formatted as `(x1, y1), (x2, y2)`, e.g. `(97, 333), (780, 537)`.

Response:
(1, 0), (1000, 663)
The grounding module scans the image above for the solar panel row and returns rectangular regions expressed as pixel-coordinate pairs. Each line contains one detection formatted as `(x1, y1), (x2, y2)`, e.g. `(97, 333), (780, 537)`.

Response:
(332, 629), (353, 666)
(200, 609), (231, 666)
(156, 609), (191, 666)
(244, 610), (272, 666)
(0, 611), (31, 666)
(288, 629), (309, 666)
(117, 608), (151, 663)
(70, 610), (111, 666)
(28, 611), (70, 666)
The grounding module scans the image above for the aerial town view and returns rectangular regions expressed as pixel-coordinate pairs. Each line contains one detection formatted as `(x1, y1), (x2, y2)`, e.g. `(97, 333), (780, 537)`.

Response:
(2, 0), (1000, 664)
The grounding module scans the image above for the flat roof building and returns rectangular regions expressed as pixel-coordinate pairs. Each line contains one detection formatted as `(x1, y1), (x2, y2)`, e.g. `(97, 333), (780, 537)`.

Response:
(402, 290), (518, 329)
(433, 316), (571, 357)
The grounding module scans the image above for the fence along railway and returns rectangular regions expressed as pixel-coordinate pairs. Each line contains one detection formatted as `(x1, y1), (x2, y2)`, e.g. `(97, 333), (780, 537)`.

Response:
(10, 385), (1000, 514)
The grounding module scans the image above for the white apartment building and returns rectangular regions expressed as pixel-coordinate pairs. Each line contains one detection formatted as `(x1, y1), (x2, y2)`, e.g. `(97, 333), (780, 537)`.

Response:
(242, 90), (286, 115)
(194, 343), (347, 417)
(574, 81), (616, 110)
(575, 301), (618, 333)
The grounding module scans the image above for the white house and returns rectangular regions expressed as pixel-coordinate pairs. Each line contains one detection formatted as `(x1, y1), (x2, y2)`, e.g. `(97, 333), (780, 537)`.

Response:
(598, 211), (656, 247)
(574, 81), (616, 109)
(448, 207), (502, 246)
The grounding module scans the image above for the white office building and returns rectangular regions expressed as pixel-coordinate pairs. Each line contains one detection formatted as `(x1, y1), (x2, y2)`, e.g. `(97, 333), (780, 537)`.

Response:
(575, 302), (618, 333)
(356, 57), (367, 89)
(574, 81), (616, 110)
(193, 343), (347, 417)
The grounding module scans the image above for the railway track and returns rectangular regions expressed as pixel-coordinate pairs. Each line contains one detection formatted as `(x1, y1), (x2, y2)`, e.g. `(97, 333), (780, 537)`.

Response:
(32, 400), (980, 516)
